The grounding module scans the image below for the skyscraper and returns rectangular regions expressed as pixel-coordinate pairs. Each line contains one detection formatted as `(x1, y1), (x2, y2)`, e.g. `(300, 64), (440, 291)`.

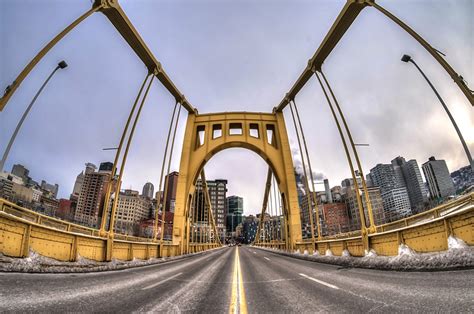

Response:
(74, 163), (113, 228)
(194, 178), (228, 238)
(391, 156), (428, 214)
(11, 164), (29, 184)
(344, 186), (386, 229)
(99, 162), (113, 173)
(370, 163), (412, 221)
(40, 180), (59, 199)
(226, 195), (243, 233)
(71, 171), (84, 199)
(142, 182), (154, 200)
(164, 172), (179, 213)
(114, 189), (151, 235)
(422, 156), (455, 200)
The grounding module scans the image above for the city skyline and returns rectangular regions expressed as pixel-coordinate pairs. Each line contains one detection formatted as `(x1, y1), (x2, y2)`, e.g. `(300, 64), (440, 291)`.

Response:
(1, 0), (472, 215)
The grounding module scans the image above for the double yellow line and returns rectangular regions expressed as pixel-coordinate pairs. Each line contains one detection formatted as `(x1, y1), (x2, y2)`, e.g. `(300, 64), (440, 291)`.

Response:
(229, 247), (248, 314)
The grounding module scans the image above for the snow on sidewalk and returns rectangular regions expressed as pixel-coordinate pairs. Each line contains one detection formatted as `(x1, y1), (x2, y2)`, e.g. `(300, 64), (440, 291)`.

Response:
(254, 236), (474, 271)
(0, 247), (222, 273)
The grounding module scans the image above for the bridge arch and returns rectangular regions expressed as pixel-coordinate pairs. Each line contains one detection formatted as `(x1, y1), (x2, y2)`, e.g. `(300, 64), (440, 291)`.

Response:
(173, 112), (303, 253)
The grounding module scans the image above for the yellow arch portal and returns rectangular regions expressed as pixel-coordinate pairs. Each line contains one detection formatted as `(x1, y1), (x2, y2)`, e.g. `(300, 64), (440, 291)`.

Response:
(173, 112), (303, 253)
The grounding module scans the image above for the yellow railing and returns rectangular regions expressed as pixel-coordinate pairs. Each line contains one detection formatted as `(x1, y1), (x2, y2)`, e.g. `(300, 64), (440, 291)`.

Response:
(0, 198), (187, 262)
(375, 193), (473, 233)
(263, 192), (474, 257)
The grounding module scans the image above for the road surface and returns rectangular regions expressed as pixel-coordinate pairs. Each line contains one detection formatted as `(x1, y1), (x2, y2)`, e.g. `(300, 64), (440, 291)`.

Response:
(0, 246), (473, 313)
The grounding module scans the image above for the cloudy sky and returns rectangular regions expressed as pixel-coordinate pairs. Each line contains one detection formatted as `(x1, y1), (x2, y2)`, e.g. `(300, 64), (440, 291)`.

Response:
(1, 0), (472, 215)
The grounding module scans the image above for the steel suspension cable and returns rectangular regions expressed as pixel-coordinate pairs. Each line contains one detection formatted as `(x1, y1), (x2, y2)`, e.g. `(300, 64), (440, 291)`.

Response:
(289, 103), (316, 248)
(320, 70), (375, 229)
(292, 100), (322, 239)
(268, 180), (274, 242)
(313, 70), (368, 236)
(159, 104), (182, 251)
(255, 168), (272, 244)
(153, 101), (179, 240)
(272, 175), (279, 242)
(188, 190), (196, 247)
(100, 72), (151, 234)
(200, 179), (204, 244)
(108, 75), (155, 235)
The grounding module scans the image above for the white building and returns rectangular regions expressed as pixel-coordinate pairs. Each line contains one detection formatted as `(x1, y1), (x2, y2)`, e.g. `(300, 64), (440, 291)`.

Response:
(115, 189), (151, 235)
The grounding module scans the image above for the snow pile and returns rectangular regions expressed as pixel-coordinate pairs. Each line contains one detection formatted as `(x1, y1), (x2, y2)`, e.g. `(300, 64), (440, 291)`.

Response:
(448, 235), (468, 249)
(341, 249), (351, 257)
(0, 247), (222, 273)
(313, 250), (320, 256)
(365, 249), (377, 257)
(398, 244), (416, 256)
(325, 249), (333, 256)
(255, 237), (474, 271)
(303, 250), (309, 256)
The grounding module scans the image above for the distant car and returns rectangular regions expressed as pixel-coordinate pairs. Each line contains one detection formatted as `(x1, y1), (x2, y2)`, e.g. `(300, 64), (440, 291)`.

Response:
(237, 243), (241, 246)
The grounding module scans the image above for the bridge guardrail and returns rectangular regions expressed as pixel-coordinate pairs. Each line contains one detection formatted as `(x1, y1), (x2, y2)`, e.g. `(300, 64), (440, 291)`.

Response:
(0, 198), (189, 262)
(266, 192), (474, 257)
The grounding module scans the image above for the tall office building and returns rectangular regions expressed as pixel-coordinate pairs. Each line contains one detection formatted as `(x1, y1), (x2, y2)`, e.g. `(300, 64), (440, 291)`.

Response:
(164, 172), (179, 213)
(11, 164), (29, 184)
(242, 215), (258, 244)
(114, 189), (151, 235)
(40, 180), (59, 199)
(226, 195), (243, 233)
(344, 186), (386, 230)
(318, 202), (350, 236)
(391, 156), (428, 214)
(299, 191), (316, 228)
(380, 188), (412, 221)
(99, 162), (114, 173)
(74, 163), (113, 228)
(208, 179), (228, 236)
(71, 171), (84, 199)
(370, 163), (412, 221)
(422, 156), (455, 199)
(142, 182), (154, 200)
(194, 178), (228, 238)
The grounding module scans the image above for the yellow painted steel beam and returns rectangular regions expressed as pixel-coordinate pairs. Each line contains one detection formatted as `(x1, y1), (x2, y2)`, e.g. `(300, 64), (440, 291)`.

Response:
(94, 0), (196, 113)
(274, 0), (367, 112)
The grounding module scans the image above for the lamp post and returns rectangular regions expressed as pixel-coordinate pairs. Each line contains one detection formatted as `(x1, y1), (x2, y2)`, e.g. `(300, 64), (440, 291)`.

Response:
(0, 61), (68, 172)
(401, 54), (473, 171)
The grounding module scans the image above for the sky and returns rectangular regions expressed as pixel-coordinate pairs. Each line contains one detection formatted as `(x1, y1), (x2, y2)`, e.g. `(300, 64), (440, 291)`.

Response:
(1, 0), (472, 215)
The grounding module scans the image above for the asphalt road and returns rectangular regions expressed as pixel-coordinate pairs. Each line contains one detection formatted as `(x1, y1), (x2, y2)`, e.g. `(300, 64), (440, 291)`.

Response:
(0, 246), (473, 313)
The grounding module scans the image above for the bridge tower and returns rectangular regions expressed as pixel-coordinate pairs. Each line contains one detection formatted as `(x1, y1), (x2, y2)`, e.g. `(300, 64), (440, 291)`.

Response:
(173, 112), (302, 253)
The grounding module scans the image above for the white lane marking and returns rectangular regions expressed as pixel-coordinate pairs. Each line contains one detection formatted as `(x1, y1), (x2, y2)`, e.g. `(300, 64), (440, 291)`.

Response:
(142, 272), (183, 290)
(264, 257), (270, 261)
(299, 273), (339, 290)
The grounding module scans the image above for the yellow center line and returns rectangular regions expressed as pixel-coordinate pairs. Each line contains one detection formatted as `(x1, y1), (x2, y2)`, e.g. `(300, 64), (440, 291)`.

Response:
(229, 247), (248, 314)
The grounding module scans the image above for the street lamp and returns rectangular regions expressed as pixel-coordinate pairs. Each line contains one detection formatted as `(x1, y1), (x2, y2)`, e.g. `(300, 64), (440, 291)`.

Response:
(0, 60), (68, 172)
(401, 54), (473, 171)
